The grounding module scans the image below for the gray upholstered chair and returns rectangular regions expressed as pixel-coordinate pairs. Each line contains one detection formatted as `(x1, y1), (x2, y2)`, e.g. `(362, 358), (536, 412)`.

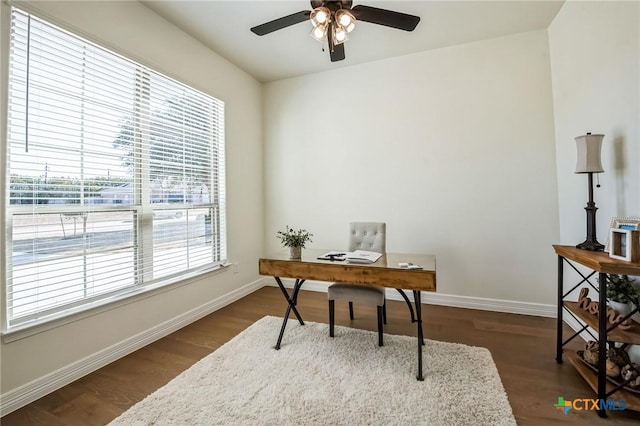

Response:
(328, 222), (387, 346)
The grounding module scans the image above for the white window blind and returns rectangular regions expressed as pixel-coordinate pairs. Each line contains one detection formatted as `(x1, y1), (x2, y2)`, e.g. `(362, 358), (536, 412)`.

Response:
(5, 8), (226, 329)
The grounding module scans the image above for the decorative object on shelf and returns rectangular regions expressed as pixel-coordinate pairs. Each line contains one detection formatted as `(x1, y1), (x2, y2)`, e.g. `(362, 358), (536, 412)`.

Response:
(606, 274), (640, 310)
(622, 364), (640, 389)
(582, 341), (622, 377)
(609, 229), (640, 262)
(574, 133), (605, 251)
(579, 342), (640, 390)
(605, 217), (640, 252)
(578, 346), (640, 392)
(581, 342), (599, 364)
(577, 287), (633, 330)
(277, 225), (314, 259)
(582, 342), (633, 379)
(605, 275), (640, 328)
(609, 346), (631, 367)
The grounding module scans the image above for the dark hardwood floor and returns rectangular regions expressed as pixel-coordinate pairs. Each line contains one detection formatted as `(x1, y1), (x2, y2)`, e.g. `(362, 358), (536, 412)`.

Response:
(3, 286), (640, 425)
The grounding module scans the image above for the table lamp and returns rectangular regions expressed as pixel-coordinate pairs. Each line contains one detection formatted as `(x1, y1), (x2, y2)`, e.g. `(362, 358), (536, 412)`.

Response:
(575, 133), (605, 251)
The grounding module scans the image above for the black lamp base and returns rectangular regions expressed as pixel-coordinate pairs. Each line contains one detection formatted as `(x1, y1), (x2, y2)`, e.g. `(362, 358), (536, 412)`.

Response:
(576, 172), (604, 252)
(576, 239), (604, 251)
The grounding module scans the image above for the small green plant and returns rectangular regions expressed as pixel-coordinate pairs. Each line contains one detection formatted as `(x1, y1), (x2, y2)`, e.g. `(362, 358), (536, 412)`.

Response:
(276, 225), (313, 248)
(606, 274), (640, 305)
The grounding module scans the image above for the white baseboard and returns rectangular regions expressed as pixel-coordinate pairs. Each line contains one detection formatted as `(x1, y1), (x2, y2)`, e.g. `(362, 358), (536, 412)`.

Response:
(262, 278), (557, 318)
(0, 278), (264, 417)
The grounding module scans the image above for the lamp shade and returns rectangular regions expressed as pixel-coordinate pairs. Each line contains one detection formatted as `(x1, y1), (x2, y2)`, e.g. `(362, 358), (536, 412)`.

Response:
(575, 133), (604, 173)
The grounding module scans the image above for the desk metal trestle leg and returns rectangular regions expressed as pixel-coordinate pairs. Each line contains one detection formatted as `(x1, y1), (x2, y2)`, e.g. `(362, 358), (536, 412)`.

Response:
(397, 289), (425, 346)
(272, 277), (426, 381)
(274, 277), (306, 350)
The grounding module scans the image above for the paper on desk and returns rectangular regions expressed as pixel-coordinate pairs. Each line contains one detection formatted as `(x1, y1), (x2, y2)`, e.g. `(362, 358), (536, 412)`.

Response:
(346, 250), (382, 264)
(399, 262), (423, 269)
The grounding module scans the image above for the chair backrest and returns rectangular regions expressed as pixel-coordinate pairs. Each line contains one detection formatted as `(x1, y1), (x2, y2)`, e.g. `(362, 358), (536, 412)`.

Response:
(348, 222), (386, 253)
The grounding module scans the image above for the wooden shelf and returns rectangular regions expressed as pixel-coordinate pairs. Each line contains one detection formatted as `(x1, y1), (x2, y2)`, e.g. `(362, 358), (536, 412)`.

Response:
(556, 245), (640, 413)
(567, 351), (640, 411)
(564, 302), (640, 344)
(554, 245), (640, 275)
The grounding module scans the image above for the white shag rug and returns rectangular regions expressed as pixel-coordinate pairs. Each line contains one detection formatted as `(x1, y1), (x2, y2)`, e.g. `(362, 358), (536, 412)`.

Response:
(110, 316), (516, 426)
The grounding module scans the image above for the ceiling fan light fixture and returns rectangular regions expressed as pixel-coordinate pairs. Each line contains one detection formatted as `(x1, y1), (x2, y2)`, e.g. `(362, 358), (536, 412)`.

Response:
(250, 2), (420, 62)
(310, 7), (330, 27)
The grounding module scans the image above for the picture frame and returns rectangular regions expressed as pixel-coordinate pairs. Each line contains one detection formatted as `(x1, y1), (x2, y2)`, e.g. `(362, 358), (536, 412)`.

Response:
(604, 217), (640, 252)
(609, 228), (640, 262)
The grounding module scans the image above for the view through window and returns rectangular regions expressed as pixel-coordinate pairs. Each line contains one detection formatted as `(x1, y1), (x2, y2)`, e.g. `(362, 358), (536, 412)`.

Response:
(5, 8), (226, 328)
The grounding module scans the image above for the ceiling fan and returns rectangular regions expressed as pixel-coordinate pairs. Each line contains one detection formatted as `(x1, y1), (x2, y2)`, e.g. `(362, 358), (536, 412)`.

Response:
(250, 1), (420, 62)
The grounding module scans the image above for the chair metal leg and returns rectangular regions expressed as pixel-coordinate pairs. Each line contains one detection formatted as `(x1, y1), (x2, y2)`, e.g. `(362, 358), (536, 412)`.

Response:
(377, 305), (384, 346)
(329, 300), (335, 337)
(348, 301), (354, 320)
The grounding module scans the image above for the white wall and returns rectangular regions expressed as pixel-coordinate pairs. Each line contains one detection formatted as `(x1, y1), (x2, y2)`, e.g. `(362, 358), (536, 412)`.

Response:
(264, 30), (560, 306)
(0, 0), (263, 406)
(549, 1), (640, 249)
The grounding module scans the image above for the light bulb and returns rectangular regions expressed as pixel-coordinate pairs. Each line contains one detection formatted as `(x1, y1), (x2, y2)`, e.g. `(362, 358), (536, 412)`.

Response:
(335, 28), (346, 42)
(316, 10), (328, 24)
(338, 14), (352, 27)
(310, 23), (327, 42)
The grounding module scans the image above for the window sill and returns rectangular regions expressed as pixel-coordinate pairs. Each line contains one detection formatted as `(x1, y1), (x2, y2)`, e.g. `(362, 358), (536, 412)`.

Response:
(2, 263), (231, 343)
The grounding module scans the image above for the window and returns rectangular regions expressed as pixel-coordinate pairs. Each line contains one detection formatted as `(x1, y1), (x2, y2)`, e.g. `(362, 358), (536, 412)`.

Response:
(4, 8), (226, 330)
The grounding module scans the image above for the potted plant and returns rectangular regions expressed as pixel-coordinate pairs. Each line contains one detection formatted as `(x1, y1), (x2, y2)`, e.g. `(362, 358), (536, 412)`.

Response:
(277, 225), (313, 259)
(606, 274), (640, 320)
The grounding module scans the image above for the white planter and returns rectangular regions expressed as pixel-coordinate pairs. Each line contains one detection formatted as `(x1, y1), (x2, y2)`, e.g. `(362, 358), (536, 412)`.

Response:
(289, 246), (302, 260)
(627, 345), (640, 364)
(609, 300), (640, 324)
(609, 300), (633, 317)
(609, 302), (640, 364)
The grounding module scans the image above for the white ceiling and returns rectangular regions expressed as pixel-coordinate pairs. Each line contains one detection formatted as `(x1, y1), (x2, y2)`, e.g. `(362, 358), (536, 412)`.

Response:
(142, 1), (564, 82)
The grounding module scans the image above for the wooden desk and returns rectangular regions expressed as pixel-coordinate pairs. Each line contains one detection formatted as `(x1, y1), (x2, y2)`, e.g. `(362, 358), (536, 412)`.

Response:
(259, 249), (437, 380)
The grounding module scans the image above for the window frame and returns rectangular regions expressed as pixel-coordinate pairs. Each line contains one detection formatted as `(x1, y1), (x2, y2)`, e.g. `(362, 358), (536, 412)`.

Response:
(1, 6), (228, 339)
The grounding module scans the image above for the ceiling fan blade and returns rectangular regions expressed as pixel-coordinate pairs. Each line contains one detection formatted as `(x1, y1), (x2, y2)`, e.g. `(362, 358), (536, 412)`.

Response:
(330, 43), (345, 62)
(351, 5), (420, 31)
(250, 11), (311, 36)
